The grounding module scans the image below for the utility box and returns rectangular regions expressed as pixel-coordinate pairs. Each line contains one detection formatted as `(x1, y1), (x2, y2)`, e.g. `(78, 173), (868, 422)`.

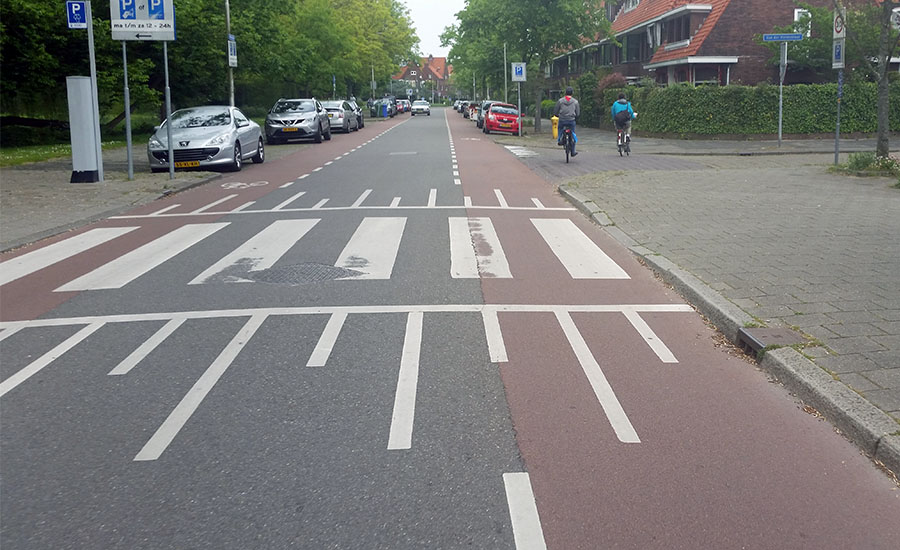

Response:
(66, 76), (101, 183)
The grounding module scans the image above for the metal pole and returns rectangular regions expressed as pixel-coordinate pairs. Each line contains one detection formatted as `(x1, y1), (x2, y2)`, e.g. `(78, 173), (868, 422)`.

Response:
(122, 42), (133, 180)
(226, 0), (234, 107)
(835, 69), (842, 165)
(86, 1), (103, 182)
(164, 41), (174, 180)
(778, 41), (786, 147)
(371, 65), (375, 98)
(517, 82), (522, 137)
(504, 43), (508, 103)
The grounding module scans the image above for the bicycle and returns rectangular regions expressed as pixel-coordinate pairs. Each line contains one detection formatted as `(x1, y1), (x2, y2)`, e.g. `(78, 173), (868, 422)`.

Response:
(616, 125), (630, 157)
(561, 127), (575, 163)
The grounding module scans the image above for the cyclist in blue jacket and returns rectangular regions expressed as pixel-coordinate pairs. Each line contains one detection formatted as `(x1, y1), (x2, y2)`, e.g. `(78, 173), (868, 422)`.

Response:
(611, 93), (635, 142)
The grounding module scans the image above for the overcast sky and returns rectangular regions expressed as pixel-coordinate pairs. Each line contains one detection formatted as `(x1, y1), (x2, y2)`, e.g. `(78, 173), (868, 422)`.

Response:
(402, 0), (466, 58)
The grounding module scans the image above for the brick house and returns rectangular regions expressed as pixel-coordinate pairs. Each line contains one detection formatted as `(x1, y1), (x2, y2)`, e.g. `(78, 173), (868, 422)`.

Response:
(551, 0), (843, 88)
(392, 55), (453, 100)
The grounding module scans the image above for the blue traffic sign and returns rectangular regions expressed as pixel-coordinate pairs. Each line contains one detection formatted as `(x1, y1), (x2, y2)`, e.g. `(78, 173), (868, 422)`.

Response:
(763, 33), (803, 42)
(148, 0), (165, 20)
(118, 0), (136, 20)
(66, 1), (87, 29)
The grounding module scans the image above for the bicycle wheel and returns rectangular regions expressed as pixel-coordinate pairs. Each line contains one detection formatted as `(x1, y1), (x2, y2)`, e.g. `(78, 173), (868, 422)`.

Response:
(565, 136), (570, 163)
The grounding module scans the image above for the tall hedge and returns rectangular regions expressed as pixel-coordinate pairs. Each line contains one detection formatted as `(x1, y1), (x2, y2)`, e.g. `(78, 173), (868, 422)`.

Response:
(590, 81), (899, 135)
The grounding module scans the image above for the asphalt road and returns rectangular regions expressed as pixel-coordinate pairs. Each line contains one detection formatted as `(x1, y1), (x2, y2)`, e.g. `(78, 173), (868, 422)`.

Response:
(1, 108), (898, 549)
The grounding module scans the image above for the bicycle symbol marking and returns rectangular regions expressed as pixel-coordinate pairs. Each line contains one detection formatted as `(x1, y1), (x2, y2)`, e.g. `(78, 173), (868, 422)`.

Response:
(221, 181), (269, 189)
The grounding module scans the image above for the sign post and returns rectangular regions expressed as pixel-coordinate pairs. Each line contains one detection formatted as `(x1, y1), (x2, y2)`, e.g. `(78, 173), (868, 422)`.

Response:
(67, 2), (104, 182)
(833, 8), (846, 165)
(511, 63), (526, 137)
(763, 33), (802, 147)
(110, 0), (176, 179)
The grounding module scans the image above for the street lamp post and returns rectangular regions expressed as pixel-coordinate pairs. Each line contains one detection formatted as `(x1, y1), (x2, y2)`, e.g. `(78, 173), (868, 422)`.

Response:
(225, 0), (234, 107)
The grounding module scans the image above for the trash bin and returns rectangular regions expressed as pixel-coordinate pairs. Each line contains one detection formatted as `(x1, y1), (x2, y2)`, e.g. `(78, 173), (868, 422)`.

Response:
(370, 102), (378, 118)
(381, 103), (388, 118)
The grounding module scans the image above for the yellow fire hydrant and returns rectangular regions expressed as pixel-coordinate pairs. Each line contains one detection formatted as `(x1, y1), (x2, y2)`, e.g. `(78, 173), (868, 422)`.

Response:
(551, 116), (559, 140)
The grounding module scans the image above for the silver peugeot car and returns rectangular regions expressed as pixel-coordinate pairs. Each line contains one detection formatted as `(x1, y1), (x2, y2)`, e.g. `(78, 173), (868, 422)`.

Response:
(147, 105), (264, 172)
(265, 98), (331, 144)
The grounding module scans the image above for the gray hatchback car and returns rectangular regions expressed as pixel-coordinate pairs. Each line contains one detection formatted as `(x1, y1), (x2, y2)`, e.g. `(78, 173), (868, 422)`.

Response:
(265, 98), (331, 144)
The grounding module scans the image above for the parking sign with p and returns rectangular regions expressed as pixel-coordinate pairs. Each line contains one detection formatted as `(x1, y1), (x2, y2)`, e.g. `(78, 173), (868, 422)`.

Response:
(67, 1), (87, 29)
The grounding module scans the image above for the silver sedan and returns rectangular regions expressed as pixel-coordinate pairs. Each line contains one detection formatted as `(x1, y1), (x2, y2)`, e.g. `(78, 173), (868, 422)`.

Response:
(321, 100), (359, 133)
(147, 105), (264, 172)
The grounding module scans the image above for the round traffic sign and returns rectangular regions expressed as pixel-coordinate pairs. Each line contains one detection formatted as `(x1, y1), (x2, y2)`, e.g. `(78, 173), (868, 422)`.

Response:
(834, 14), (845, 35)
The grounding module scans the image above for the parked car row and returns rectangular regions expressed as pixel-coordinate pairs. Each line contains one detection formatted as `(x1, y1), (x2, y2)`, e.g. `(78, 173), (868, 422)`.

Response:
(454, 98), (520, 135)
(147, 97), (367, 173)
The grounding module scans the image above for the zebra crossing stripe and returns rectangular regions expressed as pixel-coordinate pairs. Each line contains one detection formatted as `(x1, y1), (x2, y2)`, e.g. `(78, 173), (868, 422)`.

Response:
(387, 311), (423, 450)
(530, 218), (629, 279)
(56, 223), (230, 292)
(109, 318), (186, 375)
(335, 217), (406, 279)
(0, 227), (138, 286)
(449, 217), (512, 279)
(307, 312), (347, 367)
(189, 219), (320, 284)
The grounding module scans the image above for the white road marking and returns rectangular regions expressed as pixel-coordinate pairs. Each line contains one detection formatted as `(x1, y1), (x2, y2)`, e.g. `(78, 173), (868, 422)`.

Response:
(313, 167), (323, 172)
(387, 311), (423, 450)
(192, 194), (238, 214)
(280, 181), (295, 188)
(482, 310), (508, 362)
(0, 227), (138, 286)
(273, 191), (306, 211)
(149, 204), (181, 216)
(449, 217), (512, 278)
(454, 178), (461, 186)
(307, 312), (347, 367)
(311, 199), (329, 209)
(427, 189), (437, 207)
(0, 327), (22, 343)
(335, 217), (406, 279)
(504, 146), (539, 157)
(531, 198), (545, 209)
(231, 201), (255, 212)
(56, 223), (229, 291)
(0, 322), (105, 398)
(134, 314), (267, 461)
(503, 473), (548, 550)
(350, 189), (373, 208)
(334, 156), (343, 161)
(464, 196), (472, 207)
(622, 310), (678, 363)
(453, 170), (460, 176)
(324, 161), (333, 166)
(531, 218), (629, 279)
(494, 189), (509, 208)
(189, 219), (320, 284)
(555, 311), (640, 443)
(390, 197), (401, 208)
(299, 174), (309, 179)
(109, 318), (186, 375)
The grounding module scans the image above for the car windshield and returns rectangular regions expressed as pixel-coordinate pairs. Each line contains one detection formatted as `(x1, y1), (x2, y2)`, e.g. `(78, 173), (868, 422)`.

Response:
(169, 107), (231, 128)
(322, 101), (343, 109)
(413, 101), (428, 106)
(272, 100), (315, 114)
(491, 105), (518, 115)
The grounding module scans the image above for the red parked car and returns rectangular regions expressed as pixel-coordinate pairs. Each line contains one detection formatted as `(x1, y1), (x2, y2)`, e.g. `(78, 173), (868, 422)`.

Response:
(482, 103), (520, 135)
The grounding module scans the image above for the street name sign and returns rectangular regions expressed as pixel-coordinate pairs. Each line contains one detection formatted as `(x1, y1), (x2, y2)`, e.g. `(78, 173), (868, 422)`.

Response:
(763, 33), (803, 42)
(110, 0), (175, 41)
(511, 62), (526, 82)
(66, 1), (88, 29)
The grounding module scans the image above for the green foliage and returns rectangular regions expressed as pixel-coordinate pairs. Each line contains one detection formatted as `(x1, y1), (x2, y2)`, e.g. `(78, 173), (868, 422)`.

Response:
(844, 152), (900, 175)
(541, 99), (556, 118)
(575, 71), (599, 127)
(585, 81), (899, 135)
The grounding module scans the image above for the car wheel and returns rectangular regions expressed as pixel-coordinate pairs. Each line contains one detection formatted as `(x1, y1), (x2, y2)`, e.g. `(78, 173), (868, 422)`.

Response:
(314, 125), (323, 143)
(324, 125), (332, 141)
(230, 143), (242, 172)
(352, 119), (359, 131)
(252, 137), (265, 163)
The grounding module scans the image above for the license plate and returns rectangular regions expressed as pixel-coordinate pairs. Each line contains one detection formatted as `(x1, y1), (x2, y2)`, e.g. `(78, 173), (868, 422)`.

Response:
(500, 123), (512, 128)
(282, 127), (298, 132)
(327, 114), (333, 118)
(174, 161), (200, 168)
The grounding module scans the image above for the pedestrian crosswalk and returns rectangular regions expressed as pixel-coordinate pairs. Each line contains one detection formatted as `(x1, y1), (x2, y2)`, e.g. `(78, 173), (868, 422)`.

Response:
(2, 216), (631, 291)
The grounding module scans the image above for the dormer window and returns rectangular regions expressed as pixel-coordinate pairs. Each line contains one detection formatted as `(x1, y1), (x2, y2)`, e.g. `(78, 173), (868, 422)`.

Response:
(624, 0), (640, 12)
(410, 71), (417, 76)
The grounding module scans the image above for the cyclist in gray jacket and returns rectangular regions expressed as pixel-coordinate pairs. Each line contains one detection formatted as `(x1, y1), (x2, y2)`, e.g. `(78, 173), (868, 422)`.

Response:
(554, 86), (580, 156)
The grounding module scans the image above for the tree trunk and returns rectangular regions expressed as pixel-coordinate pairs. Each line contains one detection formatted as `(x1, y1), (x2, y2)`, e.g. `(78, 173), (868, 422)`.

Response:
(534, 85), (542, 133)
(877, 69), (890, 158)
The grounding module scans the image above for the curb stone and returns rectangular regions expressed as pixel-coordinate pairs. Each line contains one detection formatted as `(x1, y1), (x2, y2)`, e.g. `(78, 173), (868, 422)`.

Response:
(558, 183), (900, 477)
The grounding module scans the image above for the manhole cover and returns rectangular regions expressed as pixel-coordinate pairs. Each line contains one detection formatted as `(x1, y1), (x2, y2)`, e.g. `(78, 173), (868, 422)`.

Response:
(249, 263), (363, 284)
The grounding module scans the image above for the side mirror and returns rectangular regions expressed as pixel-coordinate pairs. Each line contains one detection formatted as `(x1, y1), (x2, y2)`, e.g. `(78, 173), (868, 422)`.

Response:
(153, 125), (160, 131)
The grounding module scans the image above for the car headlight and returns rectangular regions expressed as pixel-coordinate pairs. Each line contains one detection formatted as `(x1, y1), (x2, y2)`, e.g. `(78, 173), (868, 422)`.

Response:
(148, 135), (165, 150)
(206, 133), (230, 146)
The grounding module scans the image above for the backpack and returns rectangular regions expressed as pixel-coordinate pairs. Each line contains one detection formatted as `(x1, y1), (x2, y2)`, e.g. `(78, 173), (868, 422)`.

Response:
(614, 108), (631, 126)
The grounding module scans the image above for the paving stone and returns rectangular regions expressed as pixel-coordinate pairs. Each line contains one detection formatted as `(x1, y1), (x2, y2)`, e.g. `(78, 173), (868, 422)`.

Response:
(823, 323), (887, 337)
(838, 373), (882, 393)
(827, 311), (887, 324)
(782, 313), (835, 328)
(816, 354), (881, 374)
(827, 337), (887, 354)
(863, 389), (900, 412)
(788, 302), (840, 314)
(801, 346), (831, 359)
(862, 369), (900, 388)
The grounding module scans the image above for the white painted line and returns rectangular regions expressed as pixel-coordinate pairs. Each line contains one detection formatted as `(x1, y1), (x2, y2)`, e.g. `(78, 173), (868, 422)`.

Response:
(0, 322), (105, 398)
(452, 164), (458, 170)
(454, 178), (461, 186)
(387, 311), (423, 450)
(504, 473), (548, 550)
(335, 217), (406, 279)
(451, 217), (512, 278)
(135, 314), (267, 461)
(427, 189), (437, 207)
(531, 219), (630, 279)
(531, 198), (545, 209)
(622, 310), (678, 363)
(192, 194), (238, 214)
(273, 191), (307, 211)
(389, 197), (402, 208)
(299, 174), (309, 180)
(350, 189), (372, 208)
(280, 181), (295, 189)
(482, 310), (508, 362)
(324, 161), (333, 166)
(312, 199), (329, 209)
(313, 167), (323, 172)
(149, 204), (181, 216)
(334, 156), (343, 161)
(190, 219), (320, 284)
(109, 318), (186, 375)
(231, 201), (255, 212)
(0, 227), (138, 286)
(306, 312), (347, 367)
(453, 170), (460, 177)
(555, 311), (640, 443)
(494, 189), (509, 208)
(464, 196), (472, 207)
(56, 223), (229, 292)
(0, 327), (22, 343)
(343, 153), (350, 157)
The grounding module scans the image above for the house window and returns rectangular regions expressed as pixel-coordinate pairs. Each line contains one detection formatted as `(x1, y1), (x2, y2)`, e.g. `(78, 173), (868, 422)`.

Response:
(794, 8), (811, 37)
(666, 15), (692, 43)
(626, 34), (642, 62)
(624, 0), (640, 13)
(410, 71), (417, 76)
